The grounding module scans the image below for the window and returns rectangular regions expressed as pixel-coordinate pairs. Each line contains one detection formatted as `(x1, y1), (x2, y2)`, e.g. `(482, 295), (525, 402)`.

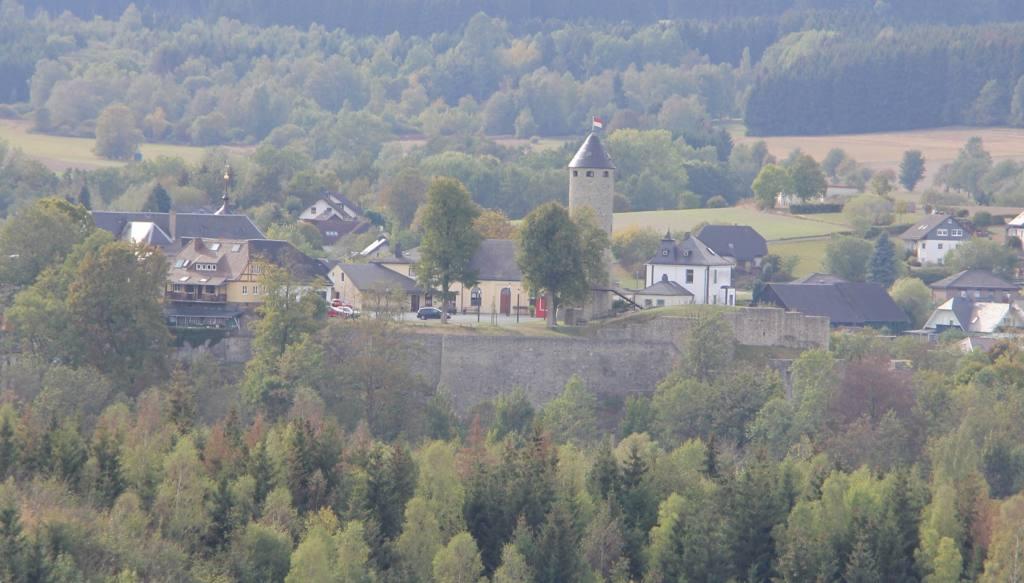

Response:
(644, 299), (653, 307)
(656, 299), (665, 307)
(174, 259), (185, 268)
(230, 244), (241, 252)
(471, 288), (482, 307)
(713, 270), (718, 284)
(938, 243), (944, 250)
(572, 170), (578, 177)
(209, 243), (221, 251)
(936, 229), (948, 237)
(252, 264), (262, 274)
(952, 229), (963, 237)
(921, 243), (926, 249)
(326, 231), (338, 237)
(586, 170), (594, 177)
(685, 269), (694, 284)
(242, 286), (248, 295)
(179, 276), (189, 282)
(253, 286), (259, 295)
(662, 249), (668, 256)
(603, 170), (610, 177)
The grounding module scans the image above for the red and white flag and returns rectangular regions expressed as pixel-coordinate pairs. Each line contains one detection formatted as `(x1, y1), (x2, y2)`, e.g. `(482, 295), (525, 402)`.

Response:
(592, 116), (604, 130)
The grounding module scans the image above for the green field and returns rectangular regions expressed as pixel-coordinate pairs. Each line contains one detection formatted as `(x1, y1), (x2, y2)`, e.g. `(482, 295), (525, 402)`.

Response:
(767, 238), (831, 278)
(613, 207), (850, 241)
(0, 120), (244, 171)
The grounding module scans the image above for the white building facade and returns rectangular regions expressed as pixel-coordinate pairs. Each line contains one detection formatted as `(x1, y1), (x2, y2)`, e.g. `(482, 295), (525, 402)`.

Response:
(644, 232), (735, 305)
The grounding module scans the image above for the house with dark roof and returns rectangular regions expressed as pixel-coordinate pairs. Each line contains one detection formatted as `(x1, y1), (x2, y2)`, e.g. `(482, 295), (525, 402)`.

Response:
(791, 273), (848, 285)
(898, 214), (970, 265)
(759, 281), (909, 328)
(164, 237), (331, 328)
(929, 269), (1019, 303)
(629, 275), (694, 308)
(299, 194), (372, 245)
(644, 232), (735, 305)
(92, 210), (265, 252)
(923, 297), (1024, 334)
(328, 261), (429, 314)
(694, 225), (768, 273)
(372, 239), (530, 315)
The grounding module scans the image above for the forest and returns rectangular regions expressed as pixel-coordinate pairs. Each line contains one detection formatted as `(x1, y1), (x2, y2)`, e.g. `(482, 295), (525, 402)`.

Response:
(1, 195), (1024, 581)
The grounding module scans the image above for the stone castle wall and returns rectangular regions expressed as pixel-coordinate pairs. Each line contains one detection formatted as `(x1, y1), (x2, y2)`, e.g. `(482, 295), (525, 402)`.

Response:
(172, 308), (828, 412)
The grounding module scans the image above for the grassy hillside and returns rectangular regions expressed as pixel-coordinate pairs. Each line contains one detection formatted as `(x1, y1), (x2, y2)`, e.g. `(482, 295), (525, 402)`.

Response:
(0, 120), (245, 171)
(613, 207), (849, 240)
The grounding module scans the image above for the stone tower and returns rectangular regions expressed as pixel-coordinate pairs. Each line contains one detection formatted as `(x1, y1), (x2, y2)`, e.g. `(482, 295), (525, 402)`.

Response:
(568, 132), (615, 319)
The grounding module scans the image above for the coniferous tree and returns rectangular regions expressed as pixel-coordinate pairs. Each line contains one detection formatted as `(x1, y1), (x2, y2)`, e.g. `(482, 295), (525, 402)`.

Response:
(0, 494), (26, 583)
(93, 430), (124, 507)
(843, 531), (880, 583)
(0, 418), (15, 481)
(143, 183), (172, 213)
(534, 501), (585, 583)
(77, 184), (91, 210)
(899, 150), (926, 191)
(868, 235), (899, 288)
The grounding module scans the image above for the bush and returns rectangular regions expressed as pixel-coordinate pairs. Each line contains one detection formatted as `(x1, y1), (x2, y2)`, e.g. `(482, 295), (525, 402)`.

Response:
(973, 211), (993, 228)
(705, 195), (729, 208)
(789, 203), (843, 214)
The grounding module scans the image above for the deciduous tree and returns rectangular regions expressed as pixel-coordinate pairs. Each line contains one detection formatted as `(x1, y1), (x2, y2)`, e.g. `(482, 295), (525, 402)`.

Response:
(417, 177), (482, 320)
(900, 150), (926, 191)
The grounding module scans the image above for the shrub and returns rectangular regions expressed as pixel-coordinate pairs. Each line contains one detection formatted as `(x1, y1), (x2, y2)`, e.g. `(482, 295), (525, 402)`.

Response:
(789, 203), (843, 214)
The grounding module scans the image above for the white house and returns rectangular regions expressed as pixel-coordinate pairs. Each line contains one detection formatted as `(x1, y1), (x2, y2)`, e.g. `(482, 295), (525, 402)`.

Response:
(898, 214), (970, 265)
(1006, 210), (1024, 241)
(923, 297), (1024, 334)
(644, 232), (735, 305)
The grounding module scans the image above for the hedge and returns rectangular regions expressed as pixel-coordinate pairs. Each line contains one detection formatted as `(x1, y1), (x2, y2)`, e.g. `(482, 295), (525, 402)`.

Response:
(789, 203), (843, 214)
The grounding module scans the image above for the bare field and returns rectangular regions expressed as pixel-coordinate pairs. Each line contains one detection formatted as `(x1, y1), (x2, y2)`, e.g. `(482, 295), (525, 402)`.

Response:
(0, 119), (251, 171)
(735, 126), (1024, 188)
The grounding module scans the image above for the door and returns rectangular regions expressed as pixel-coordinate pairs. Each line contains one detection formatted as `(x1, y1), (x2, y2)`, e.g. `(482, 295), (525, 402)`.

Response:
(411, 294), (420, 312)
(500, 288), (512, 315)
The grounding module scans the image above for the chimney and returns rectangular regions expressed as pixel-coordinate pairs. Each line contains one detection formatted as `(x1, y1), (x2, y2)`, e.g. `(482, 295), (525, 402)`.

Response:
(194, 238), (205, 252)
(168, 210), (177, 241)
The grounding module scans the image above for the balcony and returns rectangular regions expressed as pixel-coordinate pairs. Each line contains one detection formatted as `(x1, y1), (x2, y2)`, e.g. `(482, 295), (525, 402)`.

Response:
(165, 291), (227, 303)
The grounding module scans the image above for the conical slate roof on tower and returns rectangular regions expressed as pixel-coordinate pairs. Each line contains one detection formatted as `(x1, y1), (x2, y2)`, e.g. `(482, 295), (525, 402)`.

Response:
(568, 132), (615, 169)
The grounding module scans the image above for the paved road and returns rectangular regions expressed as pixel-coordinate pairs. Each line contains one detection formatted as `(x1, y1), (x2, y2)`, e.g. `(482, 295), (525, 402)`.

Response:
(406, 312), (543, 327)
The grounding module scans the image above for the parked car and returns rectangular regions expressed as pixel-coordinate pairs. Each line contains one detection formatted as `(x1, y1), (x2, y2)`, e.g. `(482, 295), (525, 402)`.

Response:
(416, 306), (449, 320)
(328, 301), (360, 319)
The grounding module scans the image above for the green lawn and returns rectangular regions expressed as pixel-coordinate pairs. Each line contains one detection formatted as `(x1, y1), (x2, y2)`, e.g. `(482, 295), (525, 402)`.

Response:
(613, 207), (850, 241)
(0, 120), (243, 170)
(767, 238), (831, 278)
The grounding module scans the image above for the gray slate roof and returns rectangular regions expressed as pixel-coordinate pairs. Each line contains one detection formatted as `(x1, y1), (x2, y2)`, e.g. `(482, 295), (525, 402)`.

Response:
(898, 214), (966, 241)
(695, 225), (768, 262)
(648, 232), (732, 267)
(762, 282), (910, 326)
(634, 278), (693, 296)
(568, 133), (615, 169)
(930, 269), (1018, 291)
(92, 211), (264, 245)
(469, 239), (523, 281)
(248, 240), (331, 282)
(791, 273), (848, 285)
(338, 263), (422, 294)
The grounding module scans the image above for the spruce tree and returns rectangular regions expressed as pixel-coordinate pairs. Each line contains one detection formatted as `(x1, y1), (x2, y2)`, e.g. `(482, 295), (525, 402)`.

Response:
(0, 497), (26, 583)
(93, 431), (124, 507)
(144, 184), (172, 213)
(843, 531), (880, 583)
(77, 184), (92, 210)
(0, 417), (15, 480)
(868, 234), (898, 288)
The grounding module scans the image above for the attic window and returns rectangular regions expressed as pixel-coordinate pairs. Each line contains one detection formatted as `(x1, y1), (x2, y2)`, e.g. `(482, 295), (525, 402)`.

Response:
(662, 249), (668, 256)
(936, 229), (948, 237)
(231, 244), (241, 252)
(209, 243), (221, 251)
(199, 277), (209, 283)
(174, 259), (185, 268)
(179, 276), (190, 282)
